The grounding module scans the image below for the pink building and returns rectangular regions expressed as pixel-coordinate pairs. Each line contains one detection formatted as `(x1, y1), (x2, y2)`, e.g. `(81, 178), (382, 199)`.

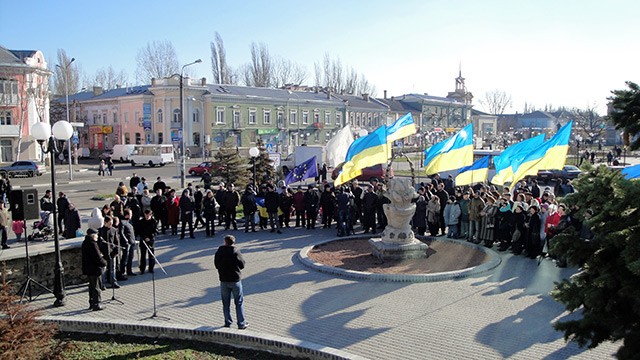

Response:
(0, 46), (51, 162)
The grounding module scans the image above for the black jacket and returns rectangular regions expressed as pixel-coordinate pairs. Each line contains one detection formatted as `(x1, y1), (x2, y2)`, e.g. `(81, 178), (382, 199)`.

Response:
(137, 217), (158, 241)
(179, 195), (195, 216)
(264, 191), (280, 213)
(241, 191), (257, 213)
(82, 237), (107, 276)
(304, 190), (320, 211)
(214, 245), (245, 282)
(202, 196), (218, 218)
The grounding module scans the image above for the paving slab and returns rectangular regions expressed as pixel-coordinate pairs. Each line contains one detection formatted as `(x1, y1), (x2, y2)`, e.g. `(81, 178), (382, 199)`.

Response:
(26, 226), (619, 359)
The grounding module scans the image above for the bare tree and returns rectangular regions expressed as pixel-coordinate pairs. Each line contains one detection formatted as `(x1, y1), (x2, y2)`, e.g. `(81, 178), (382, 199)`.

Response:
(344, 67), (358, 95)
(313, 62), (322, 89)
(480, 89), (512, 115)
(135, 40), (179, 83)
(572, 104), (604, 143)
(52, 49), (81, 97)
(273, 57), (307, 87)
(210, 32), (235, 84)
(85, 65), (128, 90)
(244, 42), (273, 87)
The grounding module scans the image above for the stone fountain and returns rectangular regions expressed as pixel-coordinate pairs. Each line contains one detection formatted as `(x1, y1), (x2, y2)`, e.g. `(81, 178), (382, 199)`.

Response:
(369, 177), (429, 260)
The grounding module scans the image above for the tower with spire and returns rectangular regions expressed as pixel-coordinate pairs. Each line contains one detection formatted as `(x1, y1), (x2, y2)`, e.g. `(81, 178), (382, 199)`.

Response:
(447, 64), (473, 105)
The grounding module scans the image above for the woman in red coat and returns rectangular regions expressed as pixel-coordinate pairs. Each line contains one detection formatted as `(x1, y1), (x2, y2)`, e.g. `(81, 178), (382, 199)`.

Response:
(165, 189), (180, 235)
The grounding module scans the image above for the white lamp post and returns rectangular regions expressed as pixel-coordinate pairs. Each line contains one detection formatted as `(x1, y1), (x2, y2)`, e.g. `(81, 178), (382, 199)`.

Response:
(31, 120), (73, 307)
(249, 146), (260, 185)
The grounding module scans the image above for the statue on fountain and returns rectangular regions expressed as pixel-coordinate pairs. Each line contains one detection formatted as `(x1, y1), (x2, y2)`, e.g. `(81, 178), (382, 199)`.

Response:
(369, 176), (429, 260)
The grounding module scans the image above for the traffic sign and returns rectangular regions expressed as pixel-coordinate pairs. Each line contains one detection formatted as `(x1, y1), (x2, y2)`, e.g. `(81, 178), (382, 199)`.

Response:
(266, 143), (274, 153)
(71, 136), (79, 145)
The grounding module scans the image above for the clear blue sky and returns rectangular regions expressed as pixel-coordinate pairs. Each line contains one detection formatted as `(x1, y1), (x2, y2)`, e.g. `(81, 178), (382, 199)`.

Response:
(2, 0), (638, 115)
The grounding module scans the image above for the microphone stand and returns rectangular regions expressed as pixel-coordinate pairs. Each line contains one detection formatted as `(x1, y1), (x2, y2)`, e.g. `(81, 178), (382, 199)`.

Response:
(139, 239), (169, 321)
(100, 240), (127, 305)
(17, 220), (53, 302)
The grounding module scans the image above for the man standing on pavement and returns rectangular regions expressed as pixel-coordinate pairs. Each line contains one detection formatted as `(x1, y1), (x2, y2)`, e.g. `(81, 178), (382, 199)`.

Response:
(138, 209), (158, 274)
(82, 233), (107, 311)
(118, 209), (137, 278)
(0, 202), (9, 249)
(56, 192), (70, 235)
(304, 184), (320, 229)
(98, 216), (120, 289)
(434, 183), (449, 236)
(40, 190), (54, 213)
(214, 234), (248, 329)
(264, 184), (282, 234)
(130, 173), (141, 191)
(222, 184), (240, 231)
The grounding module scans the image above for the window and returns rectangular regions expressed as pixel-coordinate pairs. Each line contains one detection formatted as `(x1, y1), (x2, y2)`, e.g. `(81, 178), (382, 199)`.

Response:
(158, 132), (163, 144)
(233, 111), (241, 127)
(263, 109), (271, 125)
(192, 108), (200, 123)
(104, 111), (109, 125)
(216, 107), (225, 124)
(302, 111), (309, 124)
(135, 111), (141, 126)
(193, 132), (200, 146)
(145, 133), (152, 144)
(124, 133), (131, 144)
(277, 111), (284, 125)
(135, 132), (142, 145)
(157, 109), (163, 123)
(336, 113), (342, 126)
(289, 110), (297, 125)
(93, 113), (98, 124)
(314, 111), (319, 124)
(113, 112), (118, 123)
(248, 108), (257, 124)
(0, 111), (12, 125)
(324, 111), (331, 125)
(124, 112), (129, 124)
(173, 109), (180, 123)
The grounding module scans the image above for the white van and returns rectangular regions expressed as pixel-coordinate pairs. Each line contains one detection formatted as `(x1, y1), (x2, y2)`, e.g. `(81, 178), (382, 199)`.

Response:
(129, 144), (175, 167)
(112, 144), (136, 162)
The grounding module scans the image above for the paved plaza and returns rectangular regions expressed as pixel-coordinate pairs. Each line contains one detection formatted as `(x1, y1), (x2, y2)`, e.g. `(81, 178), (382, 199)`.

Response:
(20, 225), (619, 359)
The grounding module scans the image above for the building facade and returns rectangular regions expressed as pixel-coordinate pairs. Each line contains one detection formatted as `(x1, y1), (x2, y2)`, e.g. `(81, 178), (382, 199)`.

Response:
(0, 47), (51, 162)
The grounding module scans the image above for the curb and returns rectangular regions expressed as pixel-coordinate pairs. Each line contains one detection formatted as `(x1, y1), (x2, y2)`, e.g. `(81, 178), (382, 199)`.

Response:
(40, 316), (369, 360)
(297, 236), (502, 283)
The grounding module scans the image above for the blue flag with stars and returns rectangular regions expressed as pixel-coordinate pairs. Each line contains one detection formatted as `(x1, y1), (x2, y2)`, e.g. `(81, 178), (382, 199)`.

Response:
(285, 155), (318, 185)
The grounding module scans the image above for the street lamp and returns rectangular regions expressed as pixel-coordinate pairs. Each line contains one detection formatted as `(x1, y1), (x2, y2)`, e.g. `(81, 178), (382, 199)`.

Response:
(180, 59), (202, 189)
(31, 120), (73, 307)
(249, 146), (259, 185)
(56, 57), (75, 180)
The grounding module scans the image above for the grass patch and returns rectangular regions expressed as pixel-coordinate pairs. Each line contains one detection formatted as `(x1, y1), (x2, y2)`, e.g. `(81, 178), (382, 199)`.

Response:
(58, 332), (301, 360)
(91, 193), (114, 201)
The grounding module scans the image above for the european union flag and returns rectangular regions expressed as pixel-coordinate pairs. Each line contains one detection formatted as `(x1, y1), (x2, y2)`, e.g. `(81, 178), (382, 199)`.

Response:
(285, 155), (318, 185)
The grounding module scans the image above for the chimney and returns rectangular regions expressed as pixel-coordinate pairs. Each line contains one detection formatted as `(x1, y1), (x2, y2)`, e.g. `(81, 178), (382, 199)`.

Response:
(384, 90), (387, 99)
(116, 84), (121, 89)
(201, 77), (206, 86)
(362, 93), (369, 102)
(151, 78), (156, 86)
(92, 86), (103, 96)
(327, 89), (331, 99)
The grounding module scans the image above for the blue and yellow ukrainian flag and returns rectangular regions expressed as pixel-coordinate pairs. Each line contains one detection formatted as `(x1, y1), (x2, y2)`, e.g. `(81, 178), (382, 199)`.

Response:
(622, 163), (640, 180)
(386, 113), (416, 157)
(455, 156), (490, 186)
(510, 121), (573, 188)
(423, 123), (474, 175)
(334, 125), (388, 186)
(491, 134), (546, 185)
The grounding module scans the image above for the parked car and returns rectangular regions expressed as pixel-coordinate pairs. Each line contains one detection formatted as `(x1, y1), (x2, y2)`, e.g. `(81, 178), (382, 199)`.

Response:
(536, 165), (582, 183)
(331, 162), (393, 182)
(188, 161), (225, 176)
(0, 160), (44, 178)
(98, 149), (113, 160)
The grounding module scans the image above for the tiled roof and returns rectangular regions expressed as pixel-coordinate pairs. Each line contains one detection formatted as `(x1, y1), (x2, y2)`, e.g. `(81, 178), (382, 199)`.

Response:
(0, 46), (22, 64)
(403, 93), (463, 104)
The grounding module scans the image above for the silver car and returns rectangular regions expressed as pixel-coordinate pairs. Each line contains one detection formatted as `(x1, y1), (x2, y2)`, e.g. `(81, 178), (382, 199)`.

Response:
(0, 160), (44, 177)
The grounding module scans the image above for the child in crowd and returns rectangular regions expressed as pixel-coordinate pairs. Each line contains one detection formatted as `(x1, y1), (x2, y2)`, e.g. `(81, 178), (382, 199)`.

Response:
(12, 219), (24, 242)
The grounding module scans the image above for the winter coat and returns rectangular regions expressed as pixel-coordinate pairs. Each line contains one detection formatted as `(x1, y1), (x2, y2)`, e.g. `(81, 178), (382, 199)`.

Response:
(203, 196), (218, 218)
(292, 191), (306, 211)
(469, 197), (485, 221)
(81, 237), (107, 276)
(63, 209), (81, 238)
(426, 198), (440, 225)
(412, 198), (427, 229)
(264, 191), (280, 213)
(304, 190), (320, 212)
(458, 198), (470, 222)
(444, 202), (461, 226)
(279, 192), (293, 213)
(141, 194), (152, 212)
(165, 196), (180, 225)
(179, 195), (195, 217)
(241, 191), (257, 213)
(214, 245), (245, 283)
(221, 190), (240, 212)
(150, 194), (167, 216)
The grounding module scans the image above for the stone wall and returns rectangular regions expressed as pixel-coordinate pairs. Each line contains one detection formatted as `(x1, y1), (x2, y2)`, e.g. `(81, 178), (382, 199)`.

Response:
(1, 243), (86, 291)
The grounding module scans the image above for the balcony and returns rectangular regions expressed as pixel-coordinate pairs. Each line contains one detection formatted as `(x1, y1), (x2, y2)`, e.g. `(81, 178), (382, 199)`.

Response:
(0, 125), (20, 137)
